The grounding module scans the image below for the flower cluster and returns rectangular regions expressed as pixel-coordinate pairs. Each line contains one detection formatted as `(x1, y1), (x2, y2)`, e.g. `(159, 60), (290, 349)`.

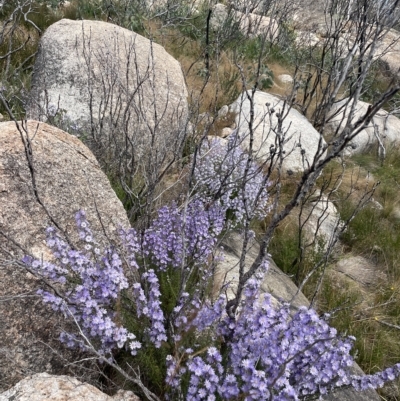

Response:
(225, 295), (354, 399)
(143, 199), (225, 271)
(165, 267), (400, 400)
(194, 135), (269, 225)
(132, 269), (167, 347)
(118, 227), (140, 271)
(23, 211), (141, 357)
(188, 295), (226, 333)
(23, 199), (228, 359)
(351, 364), (400, 391)
(186, 350), (223, 401)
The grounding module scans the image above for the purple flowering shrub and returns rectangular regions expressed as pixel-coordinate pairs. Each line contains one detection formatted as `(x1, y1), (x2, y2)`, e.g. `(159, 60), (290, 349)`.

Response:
(22, 202), (225, 358)
(22, 204), (400, 400)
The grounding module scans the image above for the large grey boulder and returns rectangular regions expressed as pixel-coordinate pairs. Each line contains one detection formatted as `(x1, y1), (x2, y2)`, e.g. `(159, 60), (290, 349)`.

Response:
(322, 382), (380, 401)
(0, 121), (129, 391)
(27, 19), (188, 169)
(327, 98), (400, 155)
(0, 373), (139, 401)
(229, 91), (326, 173)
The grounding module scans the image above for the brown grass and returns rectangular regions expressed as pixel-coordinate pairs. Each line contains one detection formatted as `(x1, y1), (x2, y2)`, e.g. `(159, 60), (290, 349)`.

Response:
(145, 22), (243, 113)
